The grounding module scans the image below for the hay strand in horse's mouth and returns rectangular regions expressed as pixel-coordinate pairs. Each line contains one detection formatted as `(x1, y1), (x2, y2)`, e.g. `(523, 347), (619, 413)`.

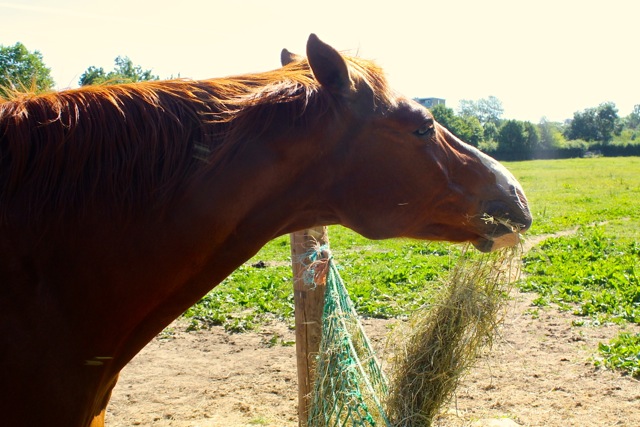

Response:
(384, 243), (522, 426)
(481, 213), (525, 233)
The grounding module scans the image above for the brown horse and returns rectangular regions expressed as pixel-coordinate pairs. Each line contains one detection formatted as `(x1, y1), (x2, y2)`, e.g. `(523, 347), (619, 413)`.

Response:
(0, 34), (531, 426)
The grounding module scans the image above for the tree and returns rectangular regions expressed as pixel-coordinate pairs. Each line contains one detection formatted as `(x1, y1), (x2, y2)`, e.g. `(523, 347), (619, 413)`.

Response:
(457, 115), (484, 147)
(596, 102), (619, 142)
(78, 66), (107, 86)
(79, 56), (158, 86)
(430, 104), (484, 146)
(538, 118), (567, 149)
(524, 121), (541, 150)
(565, 108), (597, 141)
(458, 96), (504, 125)
(430, 104), (457, 130)
(497, 120), (527, 153)
(0, 42), (54, 97)
(458, 99), (477, 119)
(565, 102), (619, 143)
(496, 119), (540, 158)
(624, 104), (640, 130)
(482, 122), (499, 142)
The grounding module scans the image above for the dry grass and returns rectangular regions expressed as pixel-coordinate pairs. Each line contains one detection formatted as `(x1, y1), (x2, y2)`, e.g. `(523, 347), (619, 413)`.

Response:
(384, 243), (522, 426)
(306, 238), (523, 427)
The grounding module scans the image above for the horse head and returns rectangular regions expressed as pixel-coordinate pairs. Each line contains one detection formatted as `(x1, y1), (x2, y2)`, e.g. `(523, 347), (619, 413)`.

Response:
(282, 35), (531, 251)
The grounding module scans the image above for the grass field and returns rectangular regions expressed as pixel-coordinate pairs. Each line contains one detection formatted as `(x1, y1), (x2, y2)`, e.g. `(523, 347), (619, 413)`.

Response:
(183, 156), (640, 376)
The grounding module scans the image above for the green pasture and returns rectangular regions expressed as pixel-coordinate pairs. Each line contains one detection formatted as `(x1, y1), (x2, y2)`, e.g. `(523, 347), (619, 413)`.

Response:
(184, 156), (640, 376)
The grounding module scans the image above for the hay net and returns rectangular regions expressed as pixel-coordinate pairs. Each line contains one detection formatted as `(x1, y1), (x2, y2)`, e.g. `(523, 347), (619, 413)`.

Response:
(305, 244), (520, 427)
(306, 250), (392, 427)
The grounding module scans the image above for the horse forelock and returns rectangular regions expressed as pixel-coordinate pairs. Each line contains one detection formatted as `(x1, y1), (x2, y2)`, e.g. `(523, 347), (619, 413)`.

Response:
(0, 54), (392, 227)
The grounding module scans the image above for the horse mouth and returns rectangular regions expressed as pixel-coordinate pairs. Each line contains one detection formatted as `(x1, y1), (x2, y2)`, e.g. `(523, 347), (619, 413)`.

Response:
(472, 196), (532, 252)
(472, 214), (529, 252)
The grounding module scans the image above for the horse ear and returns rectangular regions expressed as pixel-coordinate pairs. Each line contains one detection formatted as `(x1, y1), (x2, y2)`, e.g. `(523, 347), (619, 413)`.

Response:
(306, 34), (351, 94)
(280, 49), (302, 66)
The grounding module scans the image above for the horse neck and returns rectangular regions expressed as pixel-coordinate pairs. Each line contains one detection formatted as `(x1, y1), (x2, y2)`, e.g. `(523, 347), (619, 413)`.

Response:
(100, 128), (342, 366)
(198, 130), (341, 245)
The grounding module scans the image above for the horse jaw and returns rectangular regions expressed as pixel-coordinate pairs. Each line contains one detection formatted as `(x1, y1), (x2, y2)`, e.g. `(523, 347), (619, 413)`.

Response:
(473, 232), (521, 252)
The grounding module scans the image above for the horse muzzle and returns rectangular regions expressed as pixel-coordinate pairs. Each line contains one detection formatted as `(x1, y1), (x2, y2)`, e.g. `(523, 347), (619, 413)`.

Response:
(473, 188), (533, 252)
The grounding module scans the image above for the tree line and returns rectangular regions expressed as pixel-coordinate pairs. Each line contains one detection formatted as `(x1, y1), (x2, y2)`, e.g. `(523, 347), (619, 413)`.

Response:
(2, 41), (639, 160)
(428, 97), (640, 160)
(0, 42), (158, 97)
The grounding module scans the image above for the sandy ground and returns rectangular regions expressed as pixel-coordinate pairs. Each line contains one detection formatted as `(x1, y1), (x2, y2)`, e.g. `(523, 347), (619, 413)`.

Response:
(105, 287), (639, 427)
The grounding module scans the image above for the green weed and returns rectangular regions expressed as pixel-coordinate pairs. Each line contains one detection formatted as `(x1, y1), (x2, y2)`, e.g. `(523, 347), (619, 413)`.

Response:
(596, 333), (640, 377)
(521, 227), (640, 324)
(183, 263), (295, 332)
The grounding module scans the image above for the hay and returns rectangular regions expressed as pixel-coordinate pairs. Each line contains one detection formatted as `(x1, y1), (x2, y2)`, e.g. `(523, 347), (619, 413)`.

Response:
(305, 239), (522, 427)
(384, 244), (522, 427)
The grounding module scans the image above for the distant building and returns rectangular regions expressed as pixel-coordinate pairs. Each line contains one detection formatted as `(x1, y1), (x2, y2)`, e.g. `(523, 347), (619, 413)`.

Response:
(414, 97), (446, 109)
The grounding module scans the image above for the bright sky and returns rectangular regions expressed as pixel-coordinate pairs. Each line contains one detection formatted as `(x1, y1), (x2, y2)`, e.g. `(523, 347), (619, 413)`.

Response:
(1, 0), (638, 122)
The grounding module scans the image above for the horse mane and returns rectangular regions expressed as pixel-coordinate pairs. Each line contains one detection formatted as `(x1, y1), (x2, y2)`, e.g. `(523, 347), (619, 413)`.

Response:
(0, 55), (393, 227)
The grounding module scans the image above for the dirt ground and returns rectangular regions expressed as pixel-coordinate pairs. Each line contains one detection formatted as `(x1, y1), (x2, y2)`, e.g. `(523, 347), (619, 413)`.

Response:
(105, 285), (639, 427)
(105, 228), (639, 427)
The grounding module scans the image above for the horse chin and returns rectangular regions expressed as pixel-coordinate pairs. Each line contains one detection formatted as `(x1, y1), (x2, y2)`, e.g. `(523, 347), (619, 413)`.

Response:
(472, 232), (521, 252)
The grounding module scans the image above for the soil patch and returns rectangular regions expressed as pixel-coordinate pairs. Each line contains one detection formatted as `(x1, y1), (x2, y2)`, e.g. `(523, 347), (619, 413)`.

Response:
(107, 291), (639, 426)
(107, 229), (639, 426)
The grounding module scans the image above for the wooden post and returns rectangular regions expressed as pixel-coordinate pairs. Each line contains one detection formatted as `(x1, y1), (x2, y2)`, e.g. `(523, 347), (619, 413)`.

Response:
(290, 226), (329, 427)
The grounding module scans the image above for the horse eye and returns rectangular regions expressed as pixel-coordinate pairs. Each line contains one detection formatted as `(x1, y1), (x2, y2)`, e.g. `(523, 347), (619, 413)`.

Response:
(415, 121), (435, 136)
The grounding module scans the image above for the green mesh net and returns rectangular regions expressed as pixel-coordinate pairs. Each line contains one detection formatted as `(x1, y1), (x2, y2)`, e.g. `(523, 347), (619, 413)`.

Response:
(307, 258), (392, 427)
(305, 244), (519, 427)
